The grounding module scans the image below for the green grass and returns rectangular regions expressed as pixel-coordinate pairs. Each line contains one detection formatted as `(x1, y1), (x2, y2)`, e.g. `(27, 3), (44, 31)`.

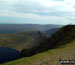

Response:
(1, 40), (75, 65)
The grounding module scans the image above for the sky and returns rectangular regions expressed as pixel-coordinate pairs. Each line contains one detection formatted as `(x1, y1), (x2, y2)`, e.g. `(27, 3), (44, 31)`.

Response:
(0, 0), (75, 25)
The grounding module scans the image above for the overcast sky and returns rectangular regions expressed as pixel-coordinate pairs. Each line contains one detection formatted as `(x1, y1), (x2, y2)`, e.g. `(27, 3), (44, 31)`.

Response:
(0, 0), (75, 24)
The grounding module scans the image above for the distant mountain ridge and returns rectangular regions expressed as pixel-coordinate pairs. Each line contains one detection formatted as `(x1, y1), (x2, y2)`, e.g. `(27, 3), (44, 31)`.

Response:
(0, 24), (62, 34)
(43, 28), (60, 37)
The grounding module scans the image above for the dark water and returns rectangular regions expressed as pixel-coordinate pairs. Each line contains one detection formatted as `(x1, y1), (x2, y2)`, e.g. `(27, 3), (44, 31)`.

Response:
(0, 47), (20, 63)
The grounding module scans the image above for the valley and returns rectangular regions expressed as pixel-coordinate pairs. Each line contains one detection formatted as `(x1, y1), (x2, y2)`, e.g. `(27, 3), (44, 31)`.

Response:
(0, 25), (74, 65)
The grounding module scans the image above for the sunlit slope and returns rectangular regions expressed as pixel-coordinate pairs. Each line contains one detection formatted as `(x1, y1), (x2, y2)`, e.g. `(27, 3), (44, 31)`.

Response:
(1, 39), (75, 65)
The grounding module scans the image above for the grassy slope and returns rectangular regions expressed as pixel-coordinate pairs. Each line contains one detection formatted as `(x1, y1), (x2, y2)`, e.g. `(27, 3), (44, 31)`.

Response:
(0, 32), (46, 51)
(0, 33), (34, 51)
(1, 39), (75, 65)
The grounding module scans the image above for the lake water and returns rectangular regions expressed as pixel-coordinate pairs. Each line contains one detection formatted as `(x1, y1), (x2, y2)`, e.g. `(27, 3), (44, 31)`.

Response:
(0, 47), (20, 63)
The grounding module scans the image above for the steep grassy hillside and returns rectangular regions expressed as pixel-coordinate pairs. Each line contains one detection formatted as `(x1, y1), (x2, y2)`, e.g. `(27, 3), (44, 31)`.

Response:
(21, 25), (75, 56)
(0, 35), (75, 65)
(0, 31), (46, 51)
(38, 25), (75, 50)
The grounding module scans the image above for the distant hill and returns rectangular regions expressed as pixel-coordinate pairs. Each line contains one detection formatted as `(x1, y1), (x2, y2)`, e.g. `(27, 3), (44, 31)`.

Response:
(0, 24), (62, 34)
(21, 25), (75, 57)
(0, 31), (46, 51)
(43, 28), (60, 37)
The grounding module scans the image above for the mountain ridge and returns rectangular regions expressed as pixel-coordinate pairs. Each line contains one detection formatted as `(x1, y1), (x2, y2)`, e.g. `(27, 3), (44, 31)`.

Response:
(43, 28), (60, 37)
(21, 25), (75, 57)
(0, 24), (62, 34)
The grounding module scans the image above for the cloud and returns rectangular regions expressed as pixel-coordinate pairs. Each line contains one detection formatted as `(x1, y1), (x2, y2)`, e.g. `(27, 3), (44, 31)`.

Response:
(0, 0), (75, 13)
(53, 0), (64, 1)
(0, 10), (73, 24)
(0, 0), (75, 24)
